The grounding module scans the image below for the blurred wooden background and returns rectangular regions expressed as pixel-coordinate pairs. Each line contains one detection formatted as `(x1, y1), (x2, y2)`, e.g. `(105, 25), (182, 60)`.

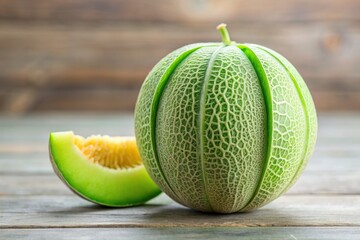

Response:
(0, 0), (359, 114)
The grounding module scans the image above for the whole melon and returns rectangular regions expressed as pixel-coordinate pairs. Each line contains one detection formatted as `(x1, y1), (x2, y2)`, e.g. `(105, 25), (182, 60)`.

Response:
(134, 24), (317, 213)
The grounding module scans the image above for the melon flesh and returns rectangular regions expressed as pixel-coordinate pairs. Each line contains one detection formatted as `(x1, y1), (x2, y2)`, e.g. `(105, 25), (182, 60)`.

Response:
(73, 135), (142, 169)
(49, 131), (161, 207)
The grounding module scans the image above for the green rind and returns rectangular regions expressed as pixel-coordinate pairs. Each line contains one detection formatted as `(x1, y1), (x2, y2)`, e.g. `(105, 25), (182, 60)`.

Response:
(252, 44), (317, 192)
(201, 46), (267, 212)
(248, 44), (310, 205)
(155, 45), (270, 213)
(135, 40), (316, 213)
(49, 131), (161, 207)
(156, 46), (220, 211)
(237, 44), (273, 211)
(239, 45), (307, 211)
(134, 43), (217, 204)
(199, 46), (224, 212)
(150, 47), (203, 201)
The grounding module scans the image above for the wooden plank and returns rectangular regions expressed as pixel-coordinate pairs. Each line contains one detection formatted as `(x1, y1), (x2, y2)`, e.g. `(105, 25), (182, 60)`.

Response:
(1, 89), (140, 113)
(0, 23), (358, 88)
(0, 175), (68, 196)
(313, 91), (360, 111)
(31, 89), (139, 112)
(0, 0), (358, 23)
(1, 168), (359, 196)
(0, 114), (358, 234)
(0, 195), (359, 227)
(0, 113), (131, 124)
(0, 153), (51, 174)
(287, 170), (360, 195)
(0, 22), (359, 112)
(0, 113), (135, 143)
(1, 149), (359, 196)
(1, 227), (360, 240)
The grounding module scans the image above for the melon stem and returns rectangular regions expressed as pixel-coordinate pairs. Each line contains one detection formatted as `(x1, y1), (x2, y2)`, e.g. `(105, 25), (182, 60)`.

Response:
(217, 23), (234, 46)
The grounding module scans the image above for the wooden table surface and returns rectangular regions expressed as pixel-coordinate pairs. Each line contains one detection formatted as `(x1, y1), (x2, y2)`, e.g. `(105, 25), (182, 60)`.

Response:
(0, 113), (359, 239)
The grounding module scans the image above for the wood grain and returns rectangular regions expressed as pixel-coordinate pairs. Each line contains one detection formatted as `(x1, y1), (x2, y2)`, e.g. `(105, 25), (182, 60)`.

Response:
(0, 20), (359, 112)
(0, 0), (359, 113)
(1, 23), (357, 86)
(0, 195), (359, 227)
(0, 113), (359, 238)
(1, 115), (360, 195)
(0, 0), (358, 23)
(1, 169), (359, 196)
(1, 228), (360, 240)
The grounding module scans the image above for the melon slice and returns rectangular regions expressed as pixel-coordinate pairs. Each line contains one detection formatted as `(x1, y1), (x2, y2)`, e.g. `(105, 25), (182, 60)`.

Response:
(49, 131), (161, 207)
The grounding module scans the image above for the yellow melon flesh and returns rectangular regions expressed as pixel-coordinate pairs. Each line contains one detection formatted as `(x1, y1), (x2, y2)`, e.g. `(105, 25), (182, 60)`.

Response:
(74, 135), (142, 169)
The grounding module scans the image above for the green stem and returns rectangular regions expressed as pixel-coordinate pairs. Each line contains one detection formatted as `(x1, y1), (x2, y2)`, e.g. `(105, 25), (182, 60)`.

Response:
(217, 23), (233, 46)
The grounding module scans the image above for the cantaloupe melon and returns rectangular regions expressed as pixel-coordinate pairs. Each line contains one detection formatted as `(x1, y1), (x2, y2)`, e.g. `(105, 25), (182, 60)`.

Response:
(134, 24), (317, 213)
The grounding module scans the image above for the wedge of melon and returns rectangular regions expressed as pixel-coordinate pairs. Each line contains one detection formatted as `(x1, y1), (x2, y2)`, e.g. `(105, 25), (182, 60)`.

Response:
(49, 131), (161, 207)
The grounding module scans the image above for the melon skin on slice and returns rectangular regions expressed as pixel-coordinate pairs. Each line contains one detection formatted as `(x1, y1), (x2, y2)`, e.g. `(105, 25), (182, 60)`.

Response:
(134, 24), (318, 213)
(49, 131), (161, 207)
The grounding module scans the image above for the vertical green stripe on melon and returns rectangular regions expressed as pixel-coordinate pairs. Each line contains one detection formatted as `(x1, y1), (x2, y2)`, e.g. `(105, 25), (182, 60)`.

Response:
(156, 46), (220, 212)
(252, 44), (317, 193)
(237, 44), (273, 211)
(150, 47), (205, 202)
(239, 45), (307, 211)
(199, 46), (225, 212)
(201, 46), (267, 213)
(135, 44), (213, 203)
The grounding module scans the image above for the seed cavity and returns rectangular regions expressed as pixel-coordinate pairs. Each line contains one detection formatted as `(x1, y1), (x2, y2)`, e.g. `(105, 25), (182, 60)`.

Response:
(74, 135), (142, 169)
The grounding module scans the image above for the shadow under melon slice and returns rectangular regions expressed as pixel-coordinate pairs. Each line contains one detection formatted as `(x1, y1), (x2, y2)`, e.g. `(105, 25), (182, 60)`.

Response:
(49, 131), (161, 207)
